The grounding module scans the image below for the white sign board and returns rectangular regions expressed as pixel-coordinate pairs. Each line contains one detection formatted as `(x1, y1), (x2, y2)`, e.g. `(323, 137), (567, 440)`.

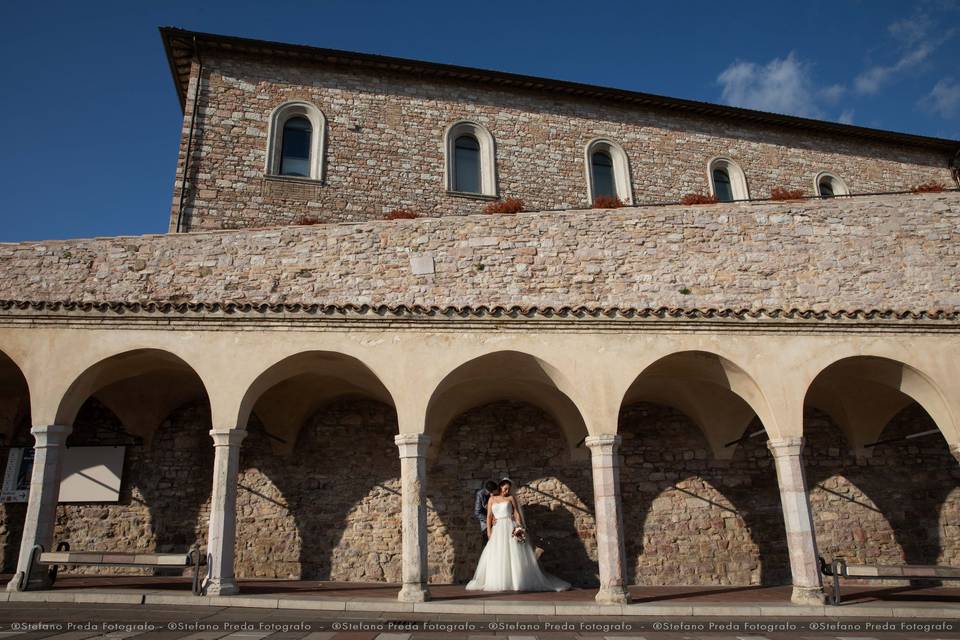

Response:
(2, 446), (125, 503)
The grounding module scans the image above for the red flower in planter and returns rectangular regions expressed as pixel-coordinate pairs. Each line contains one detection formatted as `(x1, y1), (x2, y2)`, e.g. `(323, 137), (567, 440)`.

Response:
(679, 193), (718, 205)
(592, 195), (624, 209)
(483, 197), (525, 214)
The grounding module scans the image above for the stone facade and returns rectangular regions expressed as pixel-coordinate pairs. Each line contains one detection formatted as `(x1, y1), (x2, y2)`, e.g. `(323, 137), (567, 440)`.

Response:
(1, 192), (958, 311)
(168, 50), (955, 231)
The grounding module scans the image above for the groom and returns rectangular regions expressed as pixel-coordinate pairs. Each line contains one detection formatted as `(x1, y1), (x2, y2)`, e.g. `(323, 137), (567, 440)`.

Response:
(473, 480), (500, 544)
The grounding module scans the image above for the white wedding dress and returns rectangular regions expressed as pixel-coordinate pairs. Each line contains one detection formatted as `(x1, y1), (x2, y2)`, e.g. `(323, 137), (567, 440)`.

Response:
(465, 500), (571, 592)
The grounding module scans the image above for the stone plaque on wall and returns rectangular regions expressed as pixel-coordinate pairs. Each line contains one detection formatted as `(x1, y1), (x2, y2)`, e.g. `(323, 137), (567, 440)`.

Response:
(1, 446), (125, 503)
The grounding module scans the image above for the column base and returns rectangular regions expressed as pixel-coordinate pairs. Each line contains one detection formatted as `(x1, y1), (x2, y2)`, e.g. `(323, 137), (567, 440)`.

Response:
(791, 585), (826, 606)
(5, 572), (25, 592)
(595, 585), (630, 605)
(397, 583), (430, 602)
(204, 577), (239, 596)
(5, 571), (51, 592)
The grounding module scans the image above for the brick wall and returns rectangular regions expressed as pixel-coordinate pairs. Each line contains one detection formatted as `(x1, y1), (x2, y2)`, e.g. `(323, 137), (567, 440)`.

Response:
(168, 51), (955, 231)
(1, 193), (958, 311)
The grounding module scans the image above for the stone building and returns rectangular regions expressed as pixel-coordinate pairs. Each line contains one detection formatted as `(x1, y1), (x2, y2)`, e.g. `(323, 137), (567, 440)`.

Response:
(1, 27), (959, 606)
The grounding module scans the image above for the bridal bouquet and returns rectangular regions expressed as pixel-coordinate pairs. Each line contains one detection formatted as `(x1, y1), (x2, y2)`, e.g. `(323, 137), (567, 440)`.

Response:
(512, 526), (527, 544)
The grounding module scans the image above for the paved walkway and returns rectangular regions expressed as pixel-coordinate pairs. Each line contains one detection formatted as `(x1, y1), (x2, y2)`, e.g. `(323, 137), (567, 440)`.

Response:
(1, 599), (959, 640)
(2, 576), (959, 619)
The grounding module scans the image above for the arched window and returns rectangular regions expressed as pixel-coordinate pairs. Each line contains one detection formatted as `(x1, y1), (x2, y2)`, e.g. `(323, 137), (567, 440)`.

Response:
(266, 102), (326, 181)
(279, 117), (312, 177)
(707, 157), (749, 202)
(815, 172), (849, 198)
(713, 167), (734, 202)
(444, 120), (497, 196)
(584, 138), (633, 205)
(453, 134), (481, 193)
(591, 151), (616, 198)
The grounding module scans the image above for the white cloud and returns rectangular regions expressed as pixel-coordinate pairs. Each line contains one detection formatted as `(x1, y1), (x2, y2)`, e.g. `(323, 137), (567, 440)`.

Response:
(888, 14), (933, 46)
(854, 12), (953, 95)
(819, 84), (847, 104)
(837, 109), (855, 124)
(854, 43), (935, 94)
(717, 52), (823, 118)
(920, 78), (960, 118)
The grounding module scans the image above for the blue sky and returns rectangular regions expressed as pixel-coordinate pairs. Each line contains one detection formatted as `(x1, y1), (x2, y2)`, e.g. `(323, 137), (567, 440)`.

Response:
(1, 0), (957, 241)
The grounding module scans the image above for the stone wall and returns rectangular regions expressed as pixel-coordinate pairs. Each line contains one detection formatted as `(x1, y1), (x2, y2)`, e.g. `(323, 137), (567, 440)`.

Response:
(620, 404), (788, 586)
(235, 399), (402, 581)
(1, 395), (955, 586)
(807, 405), (960, 572)
(52, 398), (213, 576)
(1, 192), (958, 311)
(169, 51), (955, 230)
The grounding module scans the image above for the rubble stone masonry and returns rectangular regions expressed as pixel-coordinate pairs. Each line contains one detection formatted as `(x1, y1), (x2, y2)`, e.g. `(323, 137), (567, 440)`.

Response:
(168, 52), (955, 230)
(0, 192), (958, 311)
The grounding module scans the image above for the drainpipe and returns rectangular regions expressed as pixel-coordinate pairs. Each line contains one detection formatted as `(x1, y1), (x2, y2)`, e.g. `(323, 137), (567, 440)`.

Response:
(176, 36), (203, 233)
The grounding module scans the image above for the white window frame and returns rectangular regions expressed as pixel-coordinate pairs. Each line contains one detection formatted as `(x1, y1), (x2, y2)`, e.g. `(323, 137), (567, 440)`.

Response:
(814, 171), (849, 197)
(265, 101), (326, 181)
(707, 156), (749, 201)
(444, 120), (497, 197)
(584, 138), (634, 205)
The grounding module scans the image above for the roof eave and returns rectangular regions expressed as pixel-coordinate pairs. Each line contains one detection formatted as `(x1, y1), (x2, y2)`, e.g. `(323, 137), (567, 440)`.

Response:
(158, 26), (960, 154)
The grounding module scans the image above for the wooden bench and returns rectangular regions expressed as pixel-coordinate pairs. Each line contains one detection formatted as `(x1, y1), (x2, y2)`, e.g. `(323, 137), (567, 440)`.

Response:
(18, 542), (205, 595)
(820, 557), (960, 605)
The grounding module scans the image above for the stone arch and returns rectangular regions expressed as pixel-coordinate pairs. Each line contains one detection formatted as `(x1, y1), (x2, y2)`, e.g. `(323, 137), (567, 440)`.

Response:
(619, 350), (778, 457)
(50, 348), (213, 575)
(618, 351), (788, 586)
(424, 351), (595, 586)
(235, 350), (395, 451)
(0, 350), (32, 572)
(425, 350), (588, 462)
(0, 349), (31, 446)
(232, 351), (401, 582)
(804, 356), (960, 570)
(804, 355), (955, 448)
(55, 348), (210, 440)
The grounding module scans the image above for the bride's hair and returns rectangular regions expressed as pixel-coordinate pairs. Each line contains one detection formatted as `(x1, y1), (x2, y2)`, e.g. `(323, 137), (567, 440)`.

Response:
(499, 478), (513, 488)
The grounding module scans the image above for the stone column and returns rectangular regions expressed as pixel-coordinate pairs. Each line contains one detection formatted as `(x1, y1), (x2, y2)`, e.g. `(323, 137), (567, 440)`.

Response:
(767, 437), (825, 605)
(585, 434), (630, 604)
(395, 433), (430, 602)
(204, 428), (247, 596)
(6, 424), (72, 592)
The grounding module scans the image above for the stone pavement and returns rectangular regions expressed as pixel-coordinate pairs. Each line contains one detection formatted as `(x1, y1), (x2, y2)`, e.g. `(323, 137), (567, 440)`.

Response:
(1, 576), (959, 621)
(1, 600), (960, 640)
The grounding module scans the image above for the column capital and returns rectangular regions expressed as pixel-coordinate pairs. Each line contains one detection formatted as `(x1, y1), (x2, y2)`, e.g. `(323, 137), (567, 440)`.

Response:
(767, 436), (805, 457)
(30, 424), (72, 447)
(585, 434), (621, 452)
(209, 428), (247, 447)
(395, 433), (430, 458)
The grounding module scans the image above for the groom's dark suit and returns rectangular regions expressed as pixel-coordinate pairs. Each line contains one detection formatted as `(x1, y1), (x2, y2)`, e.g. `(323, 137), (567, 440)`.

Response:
(474, 487), (491, 545)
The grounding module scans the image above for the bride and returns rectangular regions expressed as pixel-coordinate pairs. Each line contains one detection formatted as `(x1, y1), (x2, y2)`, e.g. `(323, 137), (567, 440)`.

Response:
(465, 478), (571, 592)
